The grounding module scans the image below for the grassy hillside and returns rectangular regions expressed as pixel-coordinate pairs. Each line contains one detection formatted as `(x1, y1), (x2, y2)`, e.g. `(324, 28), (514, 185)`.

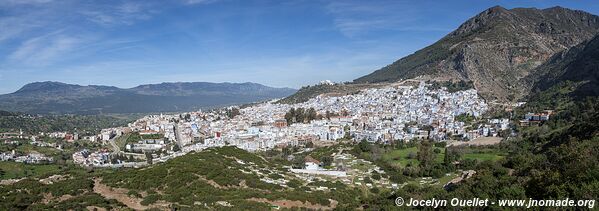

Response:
(100, 147), (366, 210)
(0, 147), (383, 210)
(277, 83), (384, 104)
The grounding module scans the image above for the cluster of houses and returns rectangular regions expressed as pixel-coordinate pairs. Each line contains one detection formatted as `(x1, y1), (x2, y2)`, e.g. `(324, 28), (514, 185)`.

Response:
(72, 149), (111, 166)
(125, 139), (166, 153)
(0, 129), (24, 139)
(71, 82), (497, 167)
(519, 110), (553, 126)
(0, 150), (54, 164)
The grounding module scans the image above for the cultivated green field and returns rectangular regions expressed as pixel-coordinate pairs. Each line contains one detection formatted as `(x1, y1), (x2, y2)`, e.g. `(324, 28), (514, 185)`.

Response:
(14, 144), (62, 156)
(382, 146), (505, 168)
(381, 147), (444, 167)
(0, 162), (62, 180)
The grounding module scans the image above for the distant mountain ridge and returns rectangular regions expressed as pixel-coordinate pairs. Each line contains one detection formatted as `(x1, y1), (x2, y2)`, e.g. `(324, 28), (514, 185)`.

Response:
(355, 6), (599, 101)
(0, 81), (296, 114)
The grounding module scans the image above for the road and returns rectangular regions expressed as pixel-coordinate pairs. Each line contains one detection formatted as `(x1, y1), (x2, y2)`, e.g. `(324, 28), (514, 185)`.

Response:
(174, 124), (184, 148)
(108, 137), (121, 153)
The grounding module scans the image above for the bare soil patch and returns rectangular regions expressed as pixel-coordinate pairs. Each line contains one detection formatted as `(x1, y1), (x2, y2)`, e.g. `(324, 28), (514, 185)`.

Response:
(447, 137), (502, 147)
(249, 198), (337, 210)
(93, 178), (169, 210)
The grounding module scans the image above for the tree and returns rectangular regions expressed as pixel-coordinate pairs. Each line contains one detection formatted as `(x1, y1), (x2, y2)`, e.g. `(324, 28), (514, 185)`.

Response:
(358, 139), (371, 153)
(321, 156), (333, 167)
(417, 141), (435, 169)
(343, 125), (351, 139)
(371, 172), (381, 180)
(226, 108), (240, 119)
(394, 139), (406, 149)
(172, 144), (181, 152)
(326, 110), (336, 119)
(341, 109), (349, 116)
(306, 108), (317, 122)
(282, 146), (292, 157)
(145, 152), (153, 165)
(295, 107), (305, 123)
(292, 156), (304, 169)
(370, 145), (384, 161)
(285, 108), (296, 125)
(444, 147), (461, 166)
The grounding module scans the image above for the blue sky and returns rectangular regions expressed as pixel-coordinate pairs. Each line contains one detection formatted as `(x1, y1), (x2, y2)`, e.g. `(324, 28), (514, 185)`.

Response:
(0, 0), (598, 94)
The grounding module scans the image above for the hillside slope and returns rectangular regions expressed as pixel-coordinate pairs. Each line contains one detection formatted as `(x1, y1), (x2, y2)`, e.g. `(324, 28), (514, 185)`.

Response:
(528, 33), (599, 98)
(0, 147), (362, 210)
(355, 6), (599, 101)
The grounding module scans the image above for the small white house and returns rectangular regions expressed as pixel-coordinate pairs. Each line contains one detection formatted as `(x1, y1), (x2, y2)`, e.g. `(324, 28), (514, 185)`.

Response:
(304, 156), (321, 170)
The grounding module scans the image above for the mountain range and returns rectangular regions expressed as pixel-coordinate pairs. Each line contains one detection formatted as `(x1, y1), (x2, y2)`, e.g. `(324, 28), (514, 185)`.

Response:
(354, 6), (599, 101)
(0, 82), (296, 114)
(4, 6), (599, 114)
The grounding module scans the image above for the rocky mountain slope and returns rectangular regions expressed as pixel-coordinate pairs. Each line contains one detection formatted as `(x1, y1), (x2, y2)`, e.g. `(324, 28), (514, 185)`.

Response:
(528, 33), (599, 98)
(355, 6), (599, 101)
(0, 82), (296, 114)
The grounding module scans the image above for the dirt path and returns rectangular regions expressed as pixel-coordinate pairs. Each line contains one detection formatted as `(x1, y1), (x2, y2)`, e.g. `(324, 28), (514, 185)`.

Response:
(447, 137), (502, 147)
(93, 178), (168, 210)
(249, 198), (337, 210)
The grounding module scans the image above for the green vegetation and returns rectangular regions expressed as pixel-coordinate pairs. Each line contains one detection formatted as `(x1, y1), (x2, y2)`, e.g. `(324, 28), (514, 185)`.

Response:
(0, 162), (63, 180)
(0, 168), (126, 210)
(354, 34), (455, 83)
(277, 83), (381, 104)
(461, 152), (503, 161)
(0, 113), (132, 134)
(350, 88), (599, 209)
(141, 133), (163, 140)
(523, 81), (581, 114)
(284, 107), (319, 125)
(429, 80), (475, 93)
(100, 146), (370, 209)
(309, 145), (337, 161)
(119, 132), (164, 150)
(0, 140), (61, 156)
(0, 82), (595, 210)
(381, 146), (444, 168)
(114, 133), (131, 149)
(225, 107), (241, 119)
(277, 84), (337, 104)
(351, 138), (507, 181)
(454, 113), (476, 124)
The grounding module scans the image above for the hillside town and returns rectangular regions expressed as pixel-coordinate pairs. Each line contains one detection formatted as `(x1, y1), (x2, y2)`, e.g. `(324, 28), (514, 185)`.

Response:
(0, 81), (532, 172)
(63, 81), (511, 167)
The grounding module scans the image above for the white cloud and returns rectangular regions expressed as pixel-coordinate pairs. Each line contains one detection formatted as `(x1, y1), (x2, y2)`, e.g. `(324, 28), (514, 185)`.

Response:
(183, 0), (219, 5)
(0, 17), (33, 42)
(326, 1), (448, 37)
(80, 2), (156, 26)
(0, 0), (53, 5)
(9, 33), (81, 65)
(0, 5), (51, 42)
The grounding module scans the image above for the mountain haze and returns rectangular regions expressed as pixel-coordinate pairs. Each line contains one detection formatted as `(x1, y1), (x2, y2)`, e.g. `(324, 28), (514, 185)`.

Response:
(0, 82), (296, 114)
(355, 6), (599, 101)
